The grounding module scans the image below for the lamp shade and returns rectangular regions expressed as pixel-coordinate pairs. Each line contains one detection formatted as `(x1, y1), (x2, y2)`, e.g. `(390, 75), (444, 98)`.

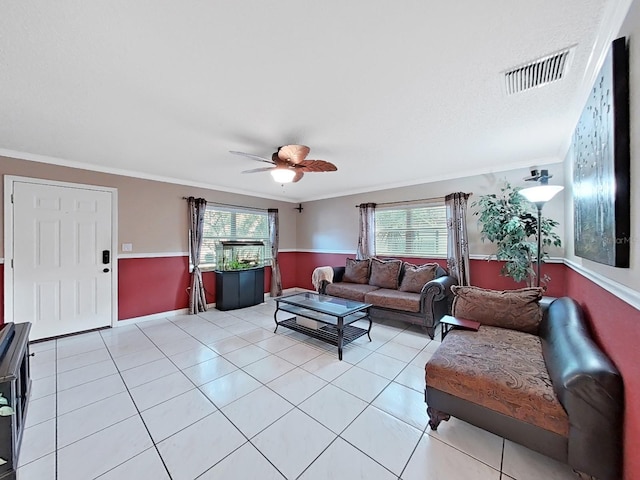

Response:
(270, 168), (296, 183)
(519, 185), (564, 204)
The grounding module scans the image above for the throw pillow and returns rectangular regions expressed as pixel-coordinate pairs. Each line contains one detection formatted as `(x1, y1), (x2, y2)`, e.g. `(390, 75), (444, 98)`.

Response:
(398, 262), (439, 293)
(451, 286), (544, 334)
(343, 258), (371, 284)
(368, 257), (403, 289)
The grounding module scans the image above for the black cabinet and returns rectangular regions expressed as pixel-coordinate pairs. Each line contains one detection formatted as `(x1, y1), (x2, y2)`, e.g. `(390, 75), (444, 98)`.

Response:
(0, 323), (31, 480)
(215, 267), (265, 311)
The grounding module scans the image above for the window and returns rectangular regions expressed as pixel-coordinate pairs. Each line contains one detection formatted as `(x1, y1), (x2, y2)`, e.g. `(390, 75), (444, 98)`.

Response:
(375, 203), (447, 257)
(198, 205), (270, 270)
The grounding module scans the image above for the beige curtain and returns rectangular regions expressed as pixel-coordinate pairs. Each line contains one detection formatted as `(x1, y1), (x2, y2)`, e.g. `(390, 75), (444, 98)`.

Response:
(445, 192), (471, 286)
(268, 209), (282, 297)
(188, 197), (208, 313)
(356, 203), (376, 260)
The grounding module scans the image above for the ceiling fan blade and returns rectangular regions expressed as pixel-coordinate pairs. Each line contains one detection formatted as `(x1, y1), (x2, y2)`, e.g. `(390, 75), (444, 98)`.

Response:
(278, 145), (310, 164)
(241, 167), (275, 174)
(297, 160), (338, 172)
(229, 151), (275, 165)
(292, 170), (304, 183)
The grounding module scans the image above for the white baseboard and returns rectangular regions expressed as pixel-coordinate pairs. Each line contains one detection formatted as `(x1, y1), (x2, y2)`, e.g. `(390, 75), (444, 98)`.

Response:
(115, 302), (217, 327)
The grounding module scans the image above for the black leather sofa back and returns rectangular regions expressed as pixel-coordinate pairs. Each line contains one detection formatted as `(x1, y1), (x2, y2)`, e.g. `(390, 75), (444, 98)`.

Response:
(540, 297), (623, 480)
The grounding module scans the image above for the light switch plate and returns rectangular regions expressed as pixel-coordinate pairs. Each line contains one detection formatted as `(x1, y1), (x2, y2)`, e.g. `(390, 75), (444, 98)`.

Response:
(122, 243), (133, 252)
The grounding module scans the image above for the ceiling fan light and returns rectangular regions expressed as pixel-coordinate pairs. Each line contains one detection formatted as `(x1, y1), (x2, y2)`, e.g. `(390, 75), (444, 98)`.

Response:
(270, 168), (296, 183)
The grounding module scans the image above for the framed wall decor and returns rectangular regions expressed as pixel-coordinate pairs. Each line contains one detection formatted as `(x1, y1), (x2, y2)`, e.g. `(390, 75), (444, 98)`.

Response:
(572, 37), (630, 267)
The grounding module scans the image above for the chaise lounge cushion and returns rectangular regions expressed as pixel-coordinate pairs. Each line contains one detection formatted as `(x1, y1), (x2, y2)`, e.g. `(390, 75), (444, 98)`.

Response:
(343, 258), (371, 284)
(426, 326), (569, 436)
(399, 262), (439, 293)
(325, 282), (380, 302)
(451, 286), (544, 334)
(364, 289), (421, 313)
(368, 258), (403, 289)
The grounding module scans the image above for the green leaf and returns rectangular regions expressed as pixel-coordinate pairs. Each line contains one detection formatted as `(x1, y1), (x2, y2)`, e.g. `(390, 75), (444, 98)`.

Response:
(474, 179), (562, 286)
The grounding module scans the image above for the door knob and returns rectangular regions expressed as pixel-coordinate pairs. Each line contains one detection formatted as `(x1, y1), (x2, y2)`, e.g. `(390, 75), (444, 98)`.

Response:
(103, 268), (110, 273)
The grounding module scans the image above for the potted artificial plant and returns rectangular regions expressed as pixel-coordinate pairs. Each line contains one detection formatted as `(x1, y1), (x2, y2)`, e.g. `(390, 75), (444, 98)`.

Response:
(472, 181), (562, 287)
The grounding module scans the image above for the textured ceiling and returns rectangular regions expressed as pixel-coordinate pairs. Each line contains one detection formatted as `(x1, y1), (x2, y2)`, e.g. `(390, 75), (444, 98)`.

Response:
(0, 1), (624, 202)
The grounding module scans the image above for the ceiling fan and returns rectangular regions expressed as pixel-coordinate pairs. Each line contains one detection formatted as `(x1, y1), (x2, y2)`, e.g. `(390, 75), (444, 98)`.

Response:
(229, 145), (337, 183)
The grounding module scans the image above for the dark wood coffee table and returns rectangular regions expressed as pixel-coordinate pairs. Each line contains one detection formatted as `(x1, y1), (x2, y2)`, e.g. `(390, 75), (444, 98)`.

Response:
(439, 315), (481, 340)
(274, 292), (372, 360)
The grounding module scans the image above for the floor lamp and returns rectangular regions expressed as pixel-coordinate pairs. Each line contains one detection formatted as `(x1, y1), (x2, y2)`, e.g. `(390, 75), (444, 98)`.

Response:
(519, 170), (564, 287)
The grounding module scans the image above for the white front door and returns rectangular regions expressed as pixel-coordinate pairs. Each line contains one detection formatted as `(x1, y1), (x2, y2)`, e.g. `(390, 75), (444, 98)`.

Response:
(9, 180), (114, 340)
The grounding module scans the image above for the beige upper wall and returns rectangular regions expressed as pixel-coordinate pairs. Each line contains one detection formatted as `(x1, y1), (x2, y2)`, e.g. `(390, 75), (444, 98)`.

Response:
(297, 164), (566, 257)
(1, 156), (570, 263)
(0, 156), (298, 254)
(563, 3), (639, 295)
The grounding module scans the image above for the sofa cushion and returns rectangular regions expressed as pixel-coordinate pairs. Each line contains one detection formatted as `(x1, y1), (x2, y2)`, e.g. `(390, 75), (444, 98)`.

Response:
(426, 326), (569, 437)
(368, 258), (403, 289)
(325, 282), (380, 302)
(399, 262), (439, 293)
(364, 289), (421, 313)
(451, 286), (543, 334)
(343, 258), (370, 284)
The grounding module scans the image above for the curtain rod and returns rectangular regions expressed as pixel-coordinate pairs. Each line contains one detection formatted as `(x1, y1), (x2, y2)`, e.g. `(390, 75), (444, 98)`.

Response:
(182, 197), (268, 212)
(354, 193), (472, 208)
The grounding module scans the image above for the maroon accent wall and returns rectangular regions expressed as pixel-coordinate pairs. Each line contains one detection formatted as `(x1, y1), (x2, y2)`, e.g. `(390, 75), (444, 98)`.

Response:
(294, 252), (351, 290)
(293, 252), (449, 291)
(276, 252), (298, 290)
(294, 253), (565, 296)
(564, 268), (640, 479)
(0, 263), (3, 325)
(118, 256), (192, 320)
(469, 259), (566, 298)
(118, 256), (279, 320)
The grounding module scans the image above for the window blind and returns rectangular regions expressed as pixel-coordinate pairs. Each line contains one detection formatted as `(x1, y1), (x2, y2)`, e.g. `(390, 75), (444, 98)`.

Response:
(199, 205), (270, 269)
(375, 203), (447, 257)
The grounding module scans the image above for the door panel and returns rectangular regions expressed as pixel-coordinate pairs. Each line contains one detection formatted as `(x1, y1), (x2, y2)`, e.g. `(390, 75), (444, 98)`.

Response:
(12, 182), (113, 340)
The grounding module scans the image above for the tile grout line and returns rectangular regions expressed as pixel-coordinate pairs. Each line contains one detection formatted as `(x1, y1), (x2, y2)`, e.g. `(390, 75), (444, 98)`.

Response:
(29, 310), (514, 480)
(155, 309), (362, 478)
(96, 324), (176, 480)
(55, 338), (59, 480)
(189, 313), (317, 477)
(46, 322), (417, 478)
(288, 321), (419, 479)
(132, 317), (290, 479)
(500, 438), (506, 477)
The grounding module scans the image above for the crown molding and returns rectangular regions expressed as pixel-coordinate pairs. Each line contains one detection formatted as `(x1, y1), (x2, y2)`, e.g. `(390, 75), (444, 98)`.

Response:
(0, 148), (297, 203)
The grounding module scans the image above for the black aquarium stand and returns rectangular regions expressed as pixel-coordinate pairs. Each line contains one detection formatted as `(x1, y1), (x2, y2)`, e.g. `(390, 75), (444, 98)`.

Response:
(215, 267), (265, 311)
(0, 323), (31, 480)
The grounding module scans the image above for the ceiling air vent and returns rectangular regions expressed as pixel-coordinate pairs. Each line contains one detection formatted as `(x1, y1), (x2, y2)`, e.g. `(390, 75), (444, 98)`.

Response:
(504, 47), (574, 95)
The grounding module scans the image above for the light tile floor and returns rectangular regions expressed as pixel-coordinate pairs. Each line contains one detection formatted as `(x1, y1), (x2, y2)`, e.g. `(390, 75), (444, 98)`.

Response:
(19, 300), (581, 479)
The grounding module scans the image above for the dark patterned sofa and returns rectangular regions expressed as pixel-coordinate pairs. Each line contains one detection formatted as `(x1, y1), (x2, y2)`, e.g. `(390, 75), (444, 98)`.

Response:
(425, 292), (623, 480)
(318, 257), (457, 339)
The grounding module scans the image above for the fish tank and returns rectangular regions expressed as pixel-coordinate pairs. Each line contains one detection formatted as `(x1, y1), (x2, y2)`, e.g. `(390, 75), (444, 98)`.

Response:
(216, 240), (264, 271)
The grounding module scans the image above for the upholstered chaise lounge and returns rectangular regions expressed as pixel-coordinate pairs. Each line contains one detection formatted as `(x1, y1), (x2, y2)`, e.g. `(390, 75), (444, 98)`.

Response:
(425, 290), (623, 480)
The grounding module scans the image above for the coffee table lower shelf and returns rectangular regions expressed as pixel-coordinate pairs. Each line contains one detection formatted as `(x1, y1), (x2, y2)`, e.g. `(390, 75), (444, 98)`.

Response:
(273, 294), (372, 360)
(275, 317), (370, 360)
(277, 317), (369, 345)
